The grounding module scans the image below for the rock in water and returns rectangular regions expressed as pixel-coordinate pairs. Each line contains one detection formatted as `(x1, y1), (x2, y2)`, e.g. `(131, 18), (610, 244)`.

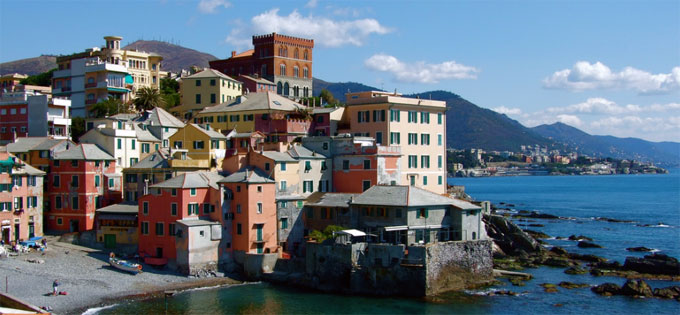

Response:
(653, 286), (680, 299)
(564, 266), (587, 275)
(568, 235), (593, 241)
(623, 253), (680, 275)
(549, 246), (568, 256)
(619, 279), (653, 297)
(626, 247), (653, 252)
(558, 281), (589, 289)
(577, 241), (603, 248)
(592, 283), (621, 296)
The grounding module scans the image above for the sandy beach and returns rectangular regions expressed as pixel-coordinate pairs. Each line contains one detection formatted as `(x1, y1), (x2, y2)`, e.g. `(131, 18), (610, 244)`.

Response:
(0, 236), (241, 314)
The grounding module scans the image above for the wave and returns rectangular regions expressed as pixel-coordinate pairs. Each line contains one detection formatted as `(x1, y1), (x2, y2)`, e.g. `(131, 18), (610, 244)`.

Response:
(82, 304), (117, 315)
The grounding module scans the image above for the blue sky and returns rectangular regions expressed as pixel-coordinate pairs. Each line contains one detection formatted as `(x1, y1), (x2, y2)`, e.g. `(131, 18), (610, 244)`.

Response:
(1, 0), (678, 142)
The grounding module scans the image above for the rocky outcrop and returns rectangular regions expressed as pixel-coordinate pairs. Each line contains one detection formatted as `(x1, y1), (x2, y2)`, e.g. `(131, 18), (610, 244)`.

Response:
(577, 241), (603, 248)
(653, 286), (680, 299)
(484, 215), (544, 256)
(619, 279), (653, 297)
(626, 247), (654, 252)
(623, 254), (680, 276)
(568, 235), (593, 241)
(592, 280), (680, 299)
(592, 282), (621, 296)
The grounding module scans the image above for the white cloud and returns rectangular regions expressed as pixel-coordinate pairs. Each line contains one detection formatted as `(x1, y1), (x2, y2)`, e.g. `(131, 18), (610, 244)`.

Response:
(546, 97), (642, 115)
(225, 9), (391, 48)
(198, 0), (231, 14)
(543, 61), (680, 94)
(492, 106), (522, 115)
(556, 114), (583, 127)
(305, 0), (318, 8)
(364, 54), (478, 84)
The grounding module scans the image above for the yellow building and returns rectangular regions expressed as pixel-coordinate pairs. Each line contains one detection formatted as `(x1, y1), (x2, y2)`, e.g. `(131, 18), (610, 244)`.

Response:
(341, 91), (448, 194)
(193, 92), (310, 142)
(0, 73), (28, 94)
(95, 203), (138, 246)
(171, 69), (243, 119)
(168, 123), (227, 169)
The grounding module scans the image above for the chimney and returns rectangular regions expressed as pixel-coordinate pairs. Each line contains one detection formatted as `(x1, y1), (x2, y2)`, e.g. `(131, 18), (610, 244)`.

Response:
(231, 51), (236, 58)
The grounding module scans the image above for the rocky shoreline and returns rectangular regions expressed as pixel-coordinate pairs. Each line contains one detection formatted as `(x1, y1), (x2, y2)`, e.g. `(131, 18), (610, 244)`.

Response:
(483, 210), (680, 301)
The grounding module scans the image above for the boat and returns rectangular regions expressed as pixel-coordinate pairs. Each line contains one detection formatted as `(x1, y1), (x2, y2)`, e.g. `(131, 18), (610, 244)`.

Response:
(109, 253), (143, 274)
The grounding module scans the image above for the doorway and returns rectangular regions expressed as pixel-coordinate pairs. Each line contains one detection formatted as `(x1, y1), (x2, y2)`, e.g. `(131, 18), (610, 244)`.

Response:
(70, 220), (79, 232)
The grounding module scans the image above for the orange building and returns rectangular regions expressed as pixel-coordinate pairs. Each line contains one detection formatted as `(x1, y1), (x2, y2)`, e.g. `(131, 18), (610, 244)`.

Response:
(7, 137), (74, 172)
(209, 33), (314, 98)
(0, 148), (45, 243)
(219, 167), (277, 254)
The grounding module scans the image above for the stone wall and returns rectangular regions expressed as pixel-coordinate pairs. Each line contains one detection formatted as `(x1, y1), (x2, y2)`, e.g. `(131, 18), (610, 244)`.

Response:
(425, 240), (493, 295)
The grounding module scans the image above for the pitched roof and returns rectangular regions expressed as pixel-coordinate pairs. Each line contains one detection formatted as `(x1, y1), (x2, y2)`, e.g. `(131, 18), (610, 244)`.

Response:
(185, 68), (239, 81)
(352, 185), (466, 207)
(53, 143), (115, 161)
(176, 219), (221, 227)
(6, 137), (52, 153)
(312, 107), (341, 114)
(150, 171), (223, 189)
(305, 192), (358, 208)
(134, 124), (161, 142)
(127, 149), (169, 169)
(190, 124), (227, 139)
(232, 49), (254, 58)
(138, 107), (185, 128)
(198, 92), (306, 114)
(218, 166), (274, 184)
(95, 203), (138, 214)
(108, 113), (138, 121)
(9, 157), (45, 176)
(32, 139), (72, 151)
(239, 74), (275, 85)
(261, 151), (296, 162)
(288, 144), (326, 159)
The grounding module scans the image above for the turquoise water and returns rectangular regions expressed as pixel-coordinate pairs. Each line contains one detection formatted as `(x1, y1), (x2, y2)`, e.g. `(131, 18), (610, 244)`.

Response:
(99, 171), (680, 314)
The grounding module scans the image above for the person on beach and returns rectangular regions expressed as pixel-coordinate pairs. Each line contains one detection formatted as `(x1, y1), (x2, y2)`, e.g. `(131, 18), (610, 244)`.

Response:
(52, 279), (59, 296)
(41, 238), (46, 249)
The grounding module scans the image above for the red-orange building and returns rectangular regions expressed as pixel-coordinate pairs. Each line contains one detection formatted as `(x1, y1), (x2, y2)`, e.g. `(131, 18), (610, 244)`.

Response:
(138, 172), (223, 260)
(209, 33), (314, 98)
(0, 148), (45, 243)
(46, 144), (117, 232)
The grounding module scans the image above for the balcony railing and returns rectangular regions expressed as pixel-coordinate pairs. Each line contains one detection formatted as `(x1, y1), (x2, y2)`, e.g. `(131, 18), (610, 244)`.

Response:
(85, 82), (97, 88)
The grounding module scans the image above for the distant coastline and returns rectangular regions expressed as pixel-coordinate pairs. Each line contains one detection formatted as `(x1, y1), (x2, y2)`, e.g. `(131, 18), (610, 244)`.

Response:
(450, 164), (668, 178)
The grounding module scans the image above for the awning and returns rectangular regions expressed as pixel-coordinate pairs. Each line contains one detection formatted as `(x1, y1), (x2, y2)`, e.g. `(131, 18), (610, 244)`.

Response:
(335, 229), (367, 237)
(384, 225), (408, 232)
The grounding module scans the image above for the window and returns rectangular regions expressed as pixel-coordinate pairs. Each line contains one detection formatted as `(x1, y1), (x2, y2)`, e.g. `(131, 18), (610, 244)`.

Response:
(117, 139), (122, 149)
(408, 155), (418, 168)
(203, 203), (211, 214)
(169, 223), (176, 236)
(280, 201), (288, 208)
(342, 160), (349, 170)
(53, 175), (60, 187)
(257, 186), (262, 192)
(321, 161), (327, 170)
(396, 208), (402, 218)
(142, 143), (150, 153)
(187, 203), (199, 215)
(421, 112), (430, 124)
(423, 176), (428, 185)
(193, 141), (205, 149)
(196, 80), (201, 86)
(438, 113), (443, 124)
(257, 203), (263, 214)
(421, 134), (430, 145)
(71, 175), (79, 187)
(195, 94), (201, 104)
(390, 132), (400, 145)
(421, 155), (430, 168)
(131, 140), (136, 150)
(363, 160), (371, 169)
(265, 163), (270, 171)
(171, 203), (177, 216)
(390, 109), (400, 122)
(14, 197), (23, 210)
(279, 64), (286, 76)
(280, 180), (287, 191)
(173, 141), (183, 149)
(72, 196), (79, 210)
(211, 94), (216, 104)
(141, 222), (149, 235)
(190, 188), (197, 196)
(438, 134), (443, 146)
(281, 218), (288, 229)
(375, 132), (383, 144)
(237, 223), (242, 235)
(236, 204), (241, 213)
(280, 162), (286, 171)
(109, 178), (114, 188)
(408, 133), (418, 145)
(156, 222), (164, 236)
(71, 160), (78, 167)
(55, 196), (62, 209)
(438, 176), (443, 185)
(210, 79), (216, 86)
(417, 208), (428, 218)
(95, 175), (100, 187)
(130, 158), (138, 166)
(408, 111), (418, 123)
(303, 180), (313, 193)
(306, 208), (314, 219)
(304, 161), (311, 172)
(143, 202), (149, 215)
(362, 180), (371, 192)
(303, 67), (308, 78)
(293, 66), (299, 77)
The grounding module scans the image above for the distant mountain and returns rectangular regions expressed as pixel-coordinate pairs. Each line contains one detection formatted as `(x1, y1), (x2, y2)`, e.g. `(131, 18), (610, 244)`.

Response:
(313, 78), (380, 103)
(0, 55), (57, 75)
(123, 40), (218, 73)
(532, 122), (680, 166)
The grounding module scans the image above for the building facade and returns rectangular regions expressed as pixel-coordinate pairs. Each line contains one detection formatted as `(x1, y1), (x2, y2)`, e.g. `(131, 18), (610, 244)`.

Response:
(0, 90), (71, 144)
(171, 69), (243, 119)
(209, 33), (314, 98)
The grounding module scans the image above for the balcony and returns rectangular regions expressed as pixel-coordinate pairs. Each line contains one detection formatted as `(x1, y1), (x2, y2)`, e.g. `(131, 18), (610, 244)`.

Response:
(85, 62), (128, 74)
(52, 69), (72, 79)
(169, 159), (210, 168)
(85, 82), (97, 88)
(48, 116), (71, 126)
(85, 99), (98, 105)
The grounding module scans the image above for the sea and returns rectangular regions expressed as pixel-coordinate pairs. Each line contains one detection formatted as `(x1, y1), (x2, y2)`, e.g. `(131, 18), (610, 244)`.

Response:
(95, 170), (680, 314)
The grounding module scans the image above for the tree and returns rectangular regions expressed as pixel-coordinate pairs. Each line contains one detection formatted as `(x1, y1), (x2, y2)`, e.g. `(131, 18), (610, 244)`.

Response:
(308, 225), (346, 242)
(133, 86), (165, 112)
(71, 117), (86, 142)
(90, 96), (126, 118)
(19, 68), (56, 86)
(318, 89), (339, 105)
(159, 78), (180, 109)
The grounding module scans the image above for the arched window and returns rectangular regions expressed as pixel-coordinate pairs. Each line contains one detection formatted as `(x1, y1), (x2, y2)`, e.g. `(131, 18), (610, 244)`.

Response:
(277, 82), (283, 95)
(303, 67), (309, 78)
(294, 49), (299, 59)
(283, 82), (290, 96)
(293, 86), (300, 97)
(261, 64), (267, 76)
(293, 66), (299, 78)
(303, 87), (309, 97)
(304, 50), (309, 60)
(279, 64), (286, 76)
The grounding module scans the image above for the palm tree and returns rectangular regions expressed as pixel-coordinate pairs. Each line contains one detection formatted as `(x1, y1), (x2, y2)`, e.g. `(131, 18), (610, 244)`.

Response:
(133, 87), (165, 112)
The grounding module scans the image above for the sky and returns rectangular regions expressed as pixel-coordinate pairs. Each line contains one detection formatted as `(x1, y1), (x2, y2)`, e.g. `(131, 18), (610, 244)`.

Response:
(1, 0), (678, 142)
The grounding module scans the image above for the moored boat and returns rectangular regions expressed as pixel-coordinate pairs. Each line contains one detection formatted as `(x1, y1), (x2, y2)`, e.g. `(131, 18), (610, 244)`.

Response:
(109, 252), (142, 274)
